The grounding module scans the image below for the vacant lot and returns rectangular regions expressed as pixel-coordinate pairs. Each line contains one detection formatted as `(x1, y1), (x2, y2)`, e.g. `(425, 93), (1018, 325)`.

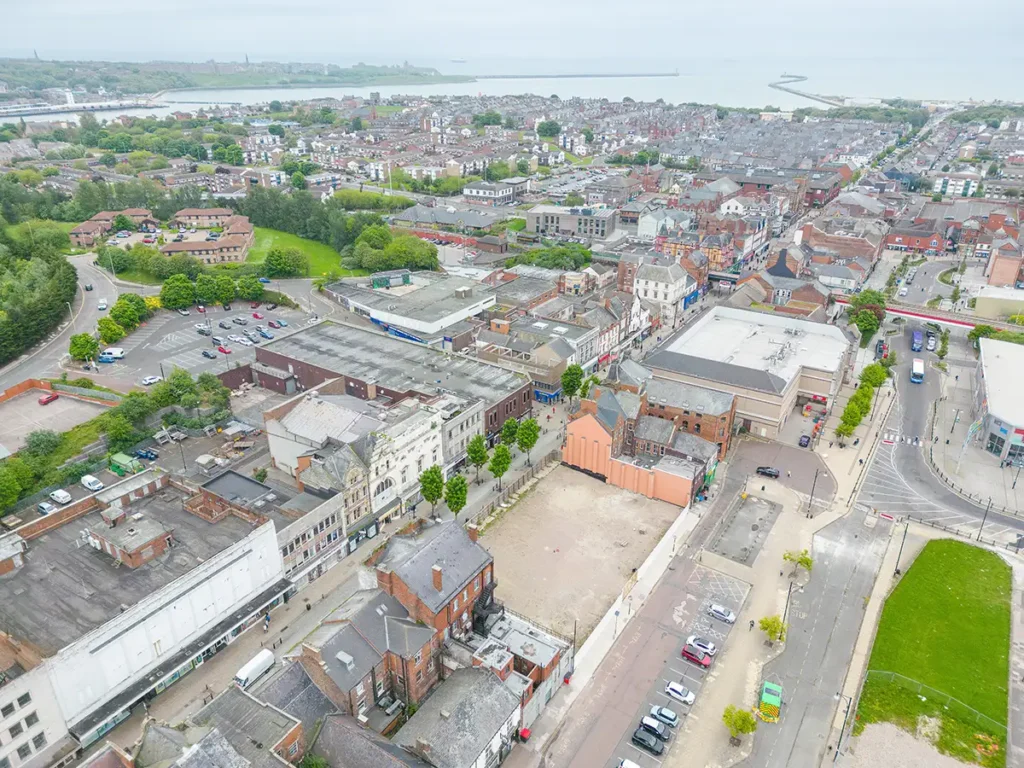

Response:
(480, 465), (681, 641)
(857, 539), (1010, 767)
(246, 228), (366, 278)
(0, 389), (109, 457)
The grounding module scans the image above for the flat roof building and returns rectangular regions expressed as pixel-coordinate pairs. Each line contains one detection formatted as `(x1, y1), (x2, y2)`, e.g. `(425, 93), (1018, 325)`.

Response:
(976, 338), (1024, 463)
(525, 204), (617, 239)
(646, 306), (850, 439)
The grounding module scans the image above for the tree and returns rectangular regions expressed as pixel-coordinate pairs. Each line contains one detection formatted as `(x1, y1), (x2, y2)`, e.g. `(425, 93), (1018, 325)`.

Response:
(516, 159), (530, 175)
(290, 172), (307, 190)
(516, 418), (540, 465)
(236, 275), (265, 301)
(504, 116), (516, 129)
(299, 755), (329, 768)
(0, 466), (20, 510)
(579, 374), (600, 400)
(501, 418), (519, 447)
(722, 705), (757, 744)
(4, 457), (35, 491)
(537, 120), (560, 137)
(109, 298), (140, 331)
(119, 292), (149, 321)
(350, 116), (363, 132)
(582, 128), (594, 143)
(488, 444), (512, 490)
(485, 161), (511, 182)
(117, 391), (157, 425)
(195, 273), (219, 305)
(24, 429), (61, 456)
(112, 213), (135, 232)
(859, 363), (888, 388)
(69, 332), (99, 361)
(104, 413), (136, 450)
(466, 434), (489, 485)
(97, 316), (125, 344)
(759, 615), (788, 645)
(854, 310), (880, 342)
(564, 193), (585, 206)
(357, 224), (394, 250)
(444, 474), (469, 519)
(783, 548), (813, 577)
(561, 363), (584, 402)
(160, 273), (196, 309)
(419, 465), (444, 515)
(951, 285), (961, 304)
(215, 274), (236, 305)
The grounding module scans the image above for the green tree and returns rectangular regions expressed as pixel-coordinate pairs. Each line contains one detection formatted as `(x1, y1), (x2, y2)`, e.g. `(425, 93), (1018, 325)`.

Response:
(290, 171), (307, 190)
(579, 374), (600, 399)
(854, 310), (880, 343)
(485, 161), (511, 182)
(69, 332), (99, 361)
(722, 705), (758, 743)
(419, 465), (445, 515)
(97, 316), (125, 344)
(109, 298), (140, 330)
(488, 444), (512, 490)
(119, 293), (149, 321)
(195, 273), (219, 305)
(472, 110), (503, 127)
(236, 275), (264, 301)
(357, 224), (394, 251)
(215, 275), (236, 305)
(561, 363), (584, 401)
(516, 418), (540, 465)
(516, 159), (530, 175)
(112, 213), (135, 232)
(160, 273), (196, 309)
(25, 430), (61, 456)
(104, 413), (136, 450)
(350, 116), (364, 132)
(4, 457), (35, 491)
(501, 418), (519, 448)
(537, 120), (561, 137)
(564, 193), (585, 206)
(504, 116), (516, 129)
(951, 285), (961, 304)
(783, 548), (814, 577)
(117, 391), (157, 424)
(859, 363), (888, 388)
(0, 466), (21, 509)
(582, 128), (594, 143)
(443, 474), (469, 519)
(466, 433), (489, 485)
(759, 615), (788, 645)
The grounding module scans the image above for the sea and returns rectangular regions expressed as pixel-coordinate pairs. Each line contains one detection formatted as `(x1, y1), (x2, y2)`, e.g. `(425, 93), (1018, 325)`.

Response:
(19, 55), (1024, 123)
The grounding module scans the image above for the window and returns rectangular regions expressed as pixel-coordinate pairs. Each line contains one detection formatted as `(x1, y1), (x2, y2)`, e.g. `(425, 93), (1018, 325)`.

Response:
(1, 703), (13, 718)
(15, 694), (29, 708)
(10, 722), (23, 738)
(356, 682), (364, 696)
(416, 670), (423, 683)
(24, 712), (37, 727)
(484, 570), (492, 585)
(0, 756), (9, 768)
(16, 745), (30, 760)
(288, 742), (298, 757)
(415, 650), (422, 665)
(463, 589), (468, 603)
(32, 733), (45, 750)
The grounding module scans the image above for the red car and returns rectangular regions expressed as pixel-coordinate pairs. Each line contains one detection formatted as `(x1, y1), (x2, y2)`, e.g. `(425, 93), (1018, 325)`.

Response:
(252, 312), (264, 320)
(38, 392), (59, 405)
(681, 644), (712, 668)
(217, 345), (232, 354)
(250, 301), (261, 309)
(268, 320), (281, 329)
(197, 305), (206, 313)
(142, 237), (155, 244)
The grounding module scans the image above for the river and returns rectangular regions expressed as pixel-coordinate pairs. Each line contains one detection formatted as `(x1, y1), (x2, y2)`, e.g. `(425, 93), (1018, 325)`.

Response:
(22, 56), (1024, 122)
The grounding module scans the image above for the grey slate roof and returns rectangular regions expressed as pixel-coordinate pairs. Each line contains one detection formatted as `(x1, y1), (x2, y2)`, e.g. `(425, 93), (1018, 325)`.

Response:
(671, 431), (721, 463)
(645, 351), (788, 394)
(315, 715), (429, 768)
(616, 391), (643, 421)
(173, 729), (250, 768)
(190, 685), (300, 768)
(634, 415), (676, 445)
(383, 522), (493, 614)
(321, 624), (383, 692)
(644, 378), (734, 416)
(637, 261), (687, 285)
(395, 668), (520, 768)
(605, 359), (653, 390)
(250, 663), (334, 747)
(594, 388), (626, 433)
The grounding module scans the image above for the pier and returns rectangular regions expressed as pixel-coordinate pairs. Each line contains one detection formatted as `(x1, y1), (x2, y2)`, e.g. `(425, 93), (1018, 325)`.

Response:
(0, 100), (156, 118)
(474, 71), (679, 80)
(768, 74), (844, 107)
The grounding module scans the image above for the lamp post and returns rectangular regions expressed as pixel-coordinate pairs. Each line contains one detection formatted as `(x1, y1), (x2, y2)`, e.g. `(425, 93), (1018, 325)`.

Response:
(977, 496), (992, 541)
(894, 519), (909, 576)
(807, 468), (819, 517)
(65, 301), (75, 333)
(834, 692), (853, 762)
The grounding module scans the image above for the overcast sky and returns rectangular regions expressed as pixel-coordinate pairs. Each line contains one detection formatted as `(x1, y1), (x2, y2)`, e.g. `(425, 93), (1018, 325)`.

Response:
(5, 0), (1023, 65)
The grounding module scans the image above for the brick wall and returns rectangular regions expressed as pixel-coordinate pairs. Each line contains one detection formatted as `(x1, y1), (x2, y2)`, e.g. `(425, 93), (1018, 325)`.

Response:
(218, 364), (254, 391)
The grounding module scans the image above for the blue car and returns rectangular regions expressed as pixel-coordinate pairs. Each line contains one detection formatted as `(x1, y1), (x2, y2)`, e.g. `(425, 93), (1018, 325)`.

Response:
(258, 277), (271, 284)
(277, 319), (288, 327)
(258, 329), (274, 339)
(135, 448), (159, 461)
(97, 353), (115, 363)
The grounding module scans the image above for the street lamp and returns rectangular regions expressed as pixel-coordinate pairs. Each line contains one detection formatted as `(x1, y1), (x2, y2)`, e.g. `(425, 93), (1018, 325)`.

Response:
(65, 301), (75, 333)
(834, 692), (853, 762)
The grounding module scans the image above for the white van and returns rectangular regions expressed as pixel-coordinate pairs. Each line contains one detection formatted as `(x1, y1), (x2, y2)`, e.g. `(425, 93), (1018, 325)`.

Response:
(80, 475), (104, 492)
(234, 649), (274, 689)
(103, 348), (125, 359)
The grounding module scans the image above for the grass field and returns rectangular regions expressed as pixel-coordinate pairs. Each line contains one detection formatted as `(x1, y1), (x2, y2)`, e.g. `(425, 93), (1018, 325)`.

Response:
(856, 539), (1010, 766)
(245, 228), (366, 277)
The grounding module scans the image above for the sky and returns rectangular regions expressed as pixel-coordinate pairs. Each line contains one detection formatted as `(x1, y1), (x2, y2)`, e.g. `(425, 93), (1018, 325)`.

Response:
(4, 0), (1024, 66)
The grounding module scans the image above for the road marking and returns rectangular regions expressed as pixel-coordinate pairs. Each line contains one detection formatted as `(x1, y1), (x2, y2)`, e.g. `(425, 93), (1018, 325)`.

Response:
(627, 744), (662, 764)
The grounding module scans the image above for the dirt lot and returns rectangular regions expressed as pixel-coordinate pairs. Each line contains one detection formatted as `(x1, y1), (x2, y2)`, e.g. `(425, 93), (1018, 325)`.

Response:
(0, 389), (109, 457)
(845, 722), (966, 768)
(480, 465), (681, 641)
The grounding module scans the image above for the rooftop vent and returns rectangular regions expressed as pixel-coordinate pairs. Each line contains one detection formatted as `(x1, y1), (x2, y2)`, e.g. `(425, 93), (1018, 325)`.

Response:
(335, 651), (355, 672)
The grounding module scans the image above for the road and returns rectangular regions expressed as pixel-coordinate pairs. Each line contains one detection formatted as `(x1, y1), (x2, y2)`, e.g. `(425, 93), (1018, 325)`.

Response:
(895, 258), (957, 308)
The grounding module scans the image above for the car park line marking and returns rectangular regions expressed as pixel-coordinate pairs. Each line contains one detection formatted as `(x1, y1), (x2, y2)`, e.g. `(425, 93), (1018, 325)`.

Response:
(626, 745), (662, 764)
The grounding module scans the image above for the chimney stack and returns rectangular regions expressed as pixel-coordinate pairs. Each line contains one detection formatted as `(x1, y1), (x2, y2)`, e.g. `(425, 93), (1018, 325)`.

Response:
(467, 524), (479, 542)
(432, 564), (443, 591)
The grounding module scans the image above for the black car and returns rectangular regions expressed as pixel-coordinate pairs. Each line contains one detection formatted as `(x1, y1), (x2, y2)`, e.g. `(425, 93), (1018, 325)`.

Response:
(222, 304), (232, 311)
(267, 303), (278, 310)
(631, 729), (664, 756)
(84, 283), (93, 291)
(219, 321), (232, 329)
(756, 466), (780, 478)
(202, 350), (217, 359)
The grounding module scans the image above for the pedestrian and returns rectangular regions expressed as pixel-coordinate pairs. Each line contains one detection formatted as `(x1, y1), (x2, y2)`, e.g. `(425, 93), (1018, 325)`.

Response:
(749, 619), (755, 631)
(829, 441), (833, 448)
(787, 470), (791, 478)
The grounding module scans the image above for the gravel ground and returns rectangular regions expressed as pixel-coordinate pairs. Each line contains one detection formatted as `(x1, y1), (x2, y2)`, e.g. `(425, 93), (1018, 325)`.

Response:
(845, 723), (967, 768)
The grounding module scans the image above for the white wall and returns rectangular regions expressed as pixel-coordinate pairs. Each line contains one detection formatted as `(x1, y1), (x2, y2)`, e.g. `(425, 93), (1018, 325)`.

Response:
(470, 706), (521, 768)
(0, 666), (65, 768)
(266, 418), (320, 477)
(47, 523), (284, 728)
(348, 294), (496, 336)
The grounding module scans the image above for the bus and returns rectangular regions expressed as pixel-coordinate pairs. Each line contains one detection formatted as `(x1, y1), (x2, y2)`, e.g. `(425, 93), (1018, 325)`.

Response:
(911, 358), (925, 384)
(911, 330), (923, 352)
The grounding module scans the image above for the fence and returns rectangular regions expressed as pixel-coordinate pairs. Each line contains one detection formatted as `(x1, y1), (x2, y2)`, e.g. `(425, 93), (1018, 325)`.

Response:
(864, 670), (1007, 736)
(902, 512), (1023, 553)
(51, 383), (122, 402)
(463, 450), (561, 528)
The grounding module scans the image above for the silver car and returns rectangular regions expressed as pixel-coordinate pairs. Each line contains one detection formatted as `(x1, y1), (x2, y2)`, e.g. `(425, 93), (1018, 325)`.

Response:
(650, 705), (678, 727)
(686, 634), (717, 657)
(708, 603), (736, 624)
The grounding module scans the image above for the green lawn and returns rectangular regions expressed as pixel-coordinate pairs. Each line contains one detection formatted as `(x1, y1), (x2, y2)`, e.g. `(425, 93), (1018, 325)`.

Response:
(857, 539), (1010, 766)
(246, 228), (366, 277)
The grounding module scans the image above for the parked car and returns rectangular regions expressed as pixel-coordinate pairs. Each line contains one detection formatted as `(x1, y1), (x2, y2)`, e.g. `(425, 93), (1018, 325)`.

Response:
(97, 353), (115, 363)
(799, 434), (811, 448)
(141, 375), (162, 386)
(222, 304), (232, 311)
(49, 489), (72, 505)
(219, 321), (232, 329)
(250, 302), (261, 308)
(38, 392), (59, 405)
(268, 320), (281, 329)
(650, 705), (679, 727)
(640, 715), (671, 741)
(708, 604), (736, 624)
(197, 305), (206, 313)
(232, 317), (248, 325)
(116, 231), (129, 238)
(84, 283), (93, 291)
(135, 448), (159, 460)
(258, 329), (274, 340)
(277, 319), (288, 327)
(80, 474), (105, 492)
(927, 335), (937, 351)
(252, 312), (264, 320)
(267, 303), (278, 310)
(142, 237), (155, 244)
(238, 338), (254, 346)
(756, 466), (780, 478)
(665, 682), (695, 705)
(630, 729), (664, 756)
(681, 644), (711, 668)
(177, 308), (190, 316)
(217, 345), (231, 354)
(202, 350), (217, 359)
(258, 277), (271, 284)
(686, 635), (717, 657)
(37, 501), (57, 516)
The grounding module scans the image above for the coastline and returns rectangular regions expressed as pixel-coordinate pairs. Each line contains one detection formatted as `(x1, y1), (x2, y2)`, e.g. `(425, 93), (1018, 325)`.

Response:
(151, 75), (475, 99)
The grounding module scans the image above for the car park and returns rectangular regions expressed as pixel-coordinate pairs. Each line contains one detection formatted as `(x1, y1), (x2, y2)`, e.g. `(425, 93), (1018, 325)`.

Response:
(80, 474), (104, 492)
(630, 729), (663, 756)
(756, 466), (780, 478)
(141, 375), (162, 385)
(665, 682), (696, 705)
(37, 501), (57, 516)
(649, 705), (679, 727)
(686, 635), (717, 657)
(681, 643), (711, 668)
(38, 392), (59, 405)
(202, 350), (217, 359)
(49, 489), (72, 505)
(708, 603), (736, 624)
(799, 434), (811, 448)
